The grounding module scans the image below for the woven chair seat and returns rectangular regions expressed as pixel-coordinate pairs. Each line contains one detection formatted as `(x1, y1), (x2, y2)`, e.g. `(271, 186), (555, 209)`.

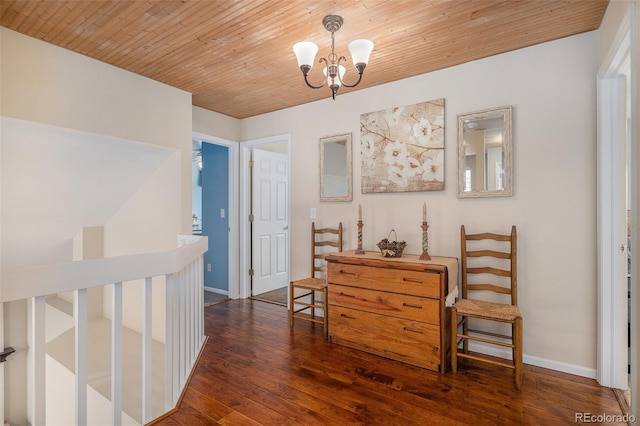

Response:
(453, 298), (521, 322)
(292, 277), (326, 291)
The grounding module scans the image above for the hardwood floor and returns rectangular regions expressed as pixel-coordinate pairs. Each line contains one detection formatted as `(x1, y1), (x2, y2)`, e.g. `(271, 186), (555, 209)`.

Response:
(154, 299), (626, 425)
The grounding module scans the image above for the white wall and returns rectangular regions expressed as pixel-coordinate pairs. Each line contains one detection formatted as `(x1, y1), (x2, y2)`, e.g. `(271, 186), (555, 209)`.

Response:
(240, 32), (599, 373)
(193, 105), (241, 143)
(1, 118), (177, 267)
(0, 28), (193, 235)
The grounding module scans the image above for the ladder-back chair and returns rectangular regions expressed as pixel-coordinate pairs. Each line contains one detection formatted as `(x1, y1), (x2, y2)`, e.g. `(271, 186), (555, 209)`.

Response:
(451, 225), (523, 389)
(289, 222), (343, 339)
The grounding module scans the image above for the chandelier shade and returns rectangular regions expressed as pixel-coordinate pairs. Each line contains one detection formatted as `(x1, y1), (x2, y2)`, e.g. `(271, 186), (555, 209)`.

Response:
(292, 41), (318, 71)
(348, 39), (374, 71)
(293, 15), (373, 99)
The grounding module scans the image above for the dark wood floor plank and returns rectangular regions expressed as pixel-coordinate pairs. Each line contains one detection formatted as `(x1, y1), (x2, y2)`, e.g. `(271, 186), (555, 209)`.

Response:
(156, 299), (625, 425)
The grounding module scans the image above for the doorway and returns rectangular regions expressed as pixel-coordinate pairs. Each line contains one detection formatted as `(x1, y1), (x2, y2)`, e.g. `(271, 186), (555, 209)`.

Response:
(192, 132), (239, 299)
(596, 3), (637, 416)
(239, 134), (291, 303)
(202, 142), (229, 292)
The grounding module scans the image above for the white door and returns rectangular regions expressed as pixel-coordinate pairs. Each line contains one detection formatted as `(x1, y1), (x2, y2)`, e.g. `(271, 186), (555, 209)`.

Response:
(251, 148), (288, 295)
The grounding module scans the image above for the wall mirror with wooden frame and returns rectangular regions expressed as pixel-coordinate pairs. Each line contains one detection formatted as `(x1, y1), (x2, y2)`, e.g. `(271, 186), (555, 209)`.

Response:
(457, 106), (513, 198)
(320, 133), (353, 202)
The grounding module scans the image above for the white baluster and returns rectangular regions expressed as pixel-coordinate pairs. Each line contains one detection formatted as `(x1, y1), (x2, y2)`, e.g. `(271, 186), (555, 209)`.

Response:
(189, 261), (195, 364)
(179, 268), (186, 388)
(74, 288), (88, 426)
(142, 277), (153, 423)
(164, 273), (174, 411)
(111, 282), (123, 426)
(172, 272), (180, 403)
(0, 302), (4, 425)
(196, 256), (204, 350)
(28, 296), (46, 425)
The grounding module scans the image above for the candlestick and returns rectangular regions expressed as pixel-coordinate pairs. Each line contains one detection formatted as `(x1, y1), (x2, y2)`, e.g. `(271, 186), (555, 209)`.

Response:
(355, 220), (365, 254)
(419, 221), (431, 261)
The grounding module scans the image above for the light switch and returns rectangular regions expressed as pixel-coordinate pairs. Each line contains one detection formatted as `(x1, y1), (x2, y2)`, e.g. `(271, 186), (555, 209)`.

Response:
(220, 208), (225, 218)
(310, 207), (317, 219)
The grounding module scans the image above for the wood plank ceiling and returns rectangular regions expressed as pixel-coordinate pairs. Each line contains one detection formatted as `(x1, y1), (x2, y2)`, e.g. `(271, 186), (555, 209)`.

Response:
(1, 0), (608, 119)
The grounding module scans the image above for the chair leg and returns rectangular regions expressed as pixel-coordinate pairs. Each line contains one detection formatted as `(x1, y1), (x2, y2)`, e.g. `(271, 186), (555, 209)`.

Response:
(514, 317), (523, 390)
(462, 315), (469, 354)
(310, 291), (315, 319)
(323, 286), (329, 340)
(288, 283), (294, 330)
(451, 307), (458, 372)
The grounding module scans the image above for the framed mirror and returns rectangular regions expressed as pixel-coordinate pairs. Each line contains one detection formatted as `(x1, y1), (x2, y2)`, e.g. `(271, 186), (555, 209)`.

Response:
(457, 106), (513, 198)
(320, 132), (352, 202)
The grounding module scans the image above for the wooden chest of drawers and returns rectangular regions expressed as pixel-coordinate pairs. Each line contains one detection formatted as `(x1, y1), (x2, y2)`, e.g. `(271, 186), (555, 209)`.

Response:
(326, 250), (455, 372)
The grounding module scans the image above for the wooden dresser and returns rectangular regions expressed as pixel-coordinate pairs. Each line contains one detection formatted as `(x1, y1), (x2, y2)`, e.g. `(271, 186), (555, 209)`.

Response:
(325, 250), (457, 373)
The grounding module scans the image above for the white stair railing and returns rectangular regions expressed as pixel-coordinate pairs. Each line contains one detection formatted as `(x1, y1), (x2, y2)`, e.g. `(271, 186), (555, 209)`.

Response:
(2, 235), (207, 425)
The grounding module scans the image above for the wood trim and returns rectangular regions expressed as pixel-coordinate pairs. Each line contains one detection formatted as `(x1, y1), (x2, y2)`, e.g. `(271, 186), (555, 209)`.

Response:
(146, 336), (209, 426)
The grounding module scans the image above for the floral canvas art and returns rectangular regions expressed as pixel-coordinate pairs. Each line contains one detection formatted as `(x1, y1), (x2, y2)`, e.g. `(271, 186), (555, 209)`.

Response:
(360, 98), (445, 193)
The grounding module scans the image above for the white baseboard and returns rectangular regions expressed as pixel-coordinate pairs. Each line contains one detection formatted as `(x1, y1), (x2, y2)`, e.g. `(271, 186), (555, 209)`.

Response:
(468, 341), (597, 379)
(204, 287), (228, 296)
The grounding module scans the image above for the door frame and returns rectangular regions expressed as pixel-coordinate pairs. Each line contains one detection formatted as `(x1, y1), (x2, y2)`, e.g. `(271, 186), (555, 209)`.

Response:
(596, 3), (637, 394)
(192, 131), (240, 299)
(239, 134), (291, 299)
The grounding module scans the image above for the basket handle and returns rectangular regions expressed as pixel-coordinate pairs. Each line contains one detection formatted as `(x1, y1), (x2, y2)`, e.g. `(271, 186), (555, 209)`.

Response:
(388, 229), (398, 241)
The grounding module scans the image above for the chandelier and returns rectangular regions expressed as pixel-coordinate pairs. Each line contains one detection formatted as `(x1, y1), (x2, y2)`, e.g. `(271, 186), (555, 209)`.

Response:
(293, 15), (374, 99)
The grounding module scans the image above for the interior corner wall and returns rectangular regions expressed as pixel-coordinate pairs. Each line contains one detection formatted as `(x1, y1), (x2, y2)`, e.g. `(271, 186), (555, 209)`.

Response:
(193, 105), (241, 143)
(0, 27), (193, 235)
(104, 152), (182, 258)
(239, 32), (599, 373)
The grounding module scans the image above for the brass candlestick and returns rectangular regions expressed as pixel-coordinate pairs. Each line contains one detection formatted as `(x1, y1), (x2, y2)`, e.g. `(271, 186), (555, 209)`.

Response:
(355, 220), (365, 254)
(419, 221), (431, 260)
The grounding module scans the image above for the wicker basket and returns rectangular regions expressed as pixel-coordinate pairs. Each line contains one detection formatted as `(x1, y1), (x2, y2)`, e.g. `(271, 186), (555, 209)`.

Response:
(376, 229), (407, 258)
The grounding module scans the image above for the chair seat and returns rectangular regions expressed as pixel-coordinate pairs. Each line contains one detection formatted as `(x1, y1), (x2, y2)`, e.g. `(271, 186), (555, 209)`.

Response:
(453, 298), (521, 322)
(291, 277), (326, 291)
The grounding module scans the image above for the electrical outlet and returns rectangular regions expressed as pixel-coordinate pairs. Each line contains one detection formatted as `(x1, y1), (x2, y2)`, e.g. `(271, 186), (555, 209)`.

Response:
(310, 207), (317, 219)
(207, 263), (211, 272)
(220, 208), (225, 218)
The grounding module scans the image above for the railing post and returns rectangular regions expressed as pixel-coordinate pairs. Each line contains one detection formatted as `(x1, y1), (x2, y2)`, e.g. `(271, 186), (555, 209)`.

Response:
(74, 288), (88, 426)
(111, 282), (123, 426)
(142, 277), (153, 423)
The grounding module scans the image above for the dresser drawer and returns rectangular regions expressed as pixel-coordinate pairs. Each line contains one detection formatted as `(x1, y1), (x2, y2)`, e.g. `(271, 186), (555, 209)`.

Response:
(328, 284), (440, 325)
(329, 306), (441, 368)
(328, 262), (441, 298)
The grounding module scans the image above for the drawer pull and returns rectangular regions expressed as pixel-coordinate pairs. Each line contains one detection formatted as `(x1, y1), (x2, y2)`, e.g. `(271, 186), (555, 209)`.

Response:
(402, 277), (423, 283)
(403, 326), (424, 334)
(340, 313), (356, 320)
(339, 292), (356, 298)
(402, 302), (423, 309)
(339, 270), (356, 276)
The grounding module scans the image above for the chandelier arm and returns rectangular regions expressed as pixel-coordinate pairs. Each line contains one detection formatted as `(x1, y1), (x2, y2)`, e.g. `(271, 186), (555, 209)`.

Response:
(336, 56), (364, 88)
(303, 74), (327, 90)
(302, 57), (329, 89)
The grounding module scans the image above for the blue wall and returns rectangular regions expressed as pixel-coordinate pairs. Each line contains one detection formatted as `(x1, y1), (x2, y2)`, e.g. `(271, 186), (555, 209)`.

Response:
(201, 143), (229, 291)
